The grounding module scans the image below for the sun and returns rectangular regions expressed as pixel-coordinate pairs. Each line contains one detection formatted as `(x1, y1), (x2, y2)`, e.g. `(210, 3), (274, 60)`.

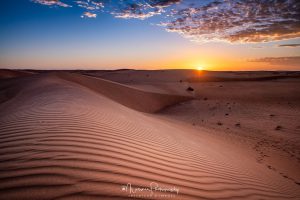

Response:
(196, 66), (204, 71)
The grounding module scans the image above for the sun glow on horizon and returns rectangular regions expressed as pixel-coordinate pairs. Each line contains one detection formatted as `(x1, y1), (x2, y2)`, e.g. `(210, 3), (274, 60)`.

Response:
(196, 66), (205, 71)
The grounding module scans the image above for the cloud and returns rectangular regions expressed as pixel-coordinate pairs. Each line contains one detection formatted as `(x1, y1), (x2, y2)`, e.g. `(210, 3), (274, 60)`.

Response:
(111, 0), (181, 20)
(31, 0), (300, 43)
(32, 0), (71, 7)
(251, 46), (264, 49)
(278, 44), (300, 48)
(112, 4), (162, 20)
(76, 0), (104, 11)
(161, 0), (300, 43)
(249, 56), (300, 66)
(81, 12), (97, 18)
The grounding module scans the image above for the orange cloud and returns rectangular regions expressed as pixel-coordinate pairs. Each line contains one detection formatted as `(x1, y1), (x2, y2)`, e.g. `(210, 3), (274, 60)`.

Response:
(249, 56), (300, 67)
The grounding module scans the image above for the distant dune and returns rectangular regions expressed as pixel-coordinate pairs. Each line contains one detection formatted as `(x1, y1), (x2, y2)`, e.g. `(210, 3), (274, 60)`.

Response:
(0, 69), (300, 199)
(0, 69), (34, 79)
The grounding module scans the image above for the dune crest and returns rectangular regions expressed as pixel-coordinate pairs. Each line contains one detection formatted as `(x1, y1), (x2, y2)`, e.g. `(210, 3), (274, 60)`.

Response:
(55, 72), (193, 113)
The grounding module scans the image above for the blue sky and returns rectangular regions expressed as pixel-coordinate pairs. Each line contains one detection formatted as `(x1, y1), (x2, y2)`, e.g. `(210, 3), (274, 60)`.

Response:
(0, 0), (299, 70)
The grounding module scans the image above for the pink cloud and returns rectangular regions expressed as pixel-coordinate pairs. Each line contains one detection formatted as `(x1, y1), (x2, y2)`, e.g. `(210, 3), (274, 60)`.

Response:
(81, 12), (97, 18)
(32, 0), (71, 7)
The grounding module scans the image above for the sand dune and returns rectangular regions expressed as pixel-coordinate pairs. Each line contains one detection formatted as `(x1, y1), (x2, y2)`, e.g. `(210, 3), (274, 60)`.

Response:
(56, 72), (192, 113)
(157, 75), (300, 189)
(0, 72), (300, 200)
(0, 69), (33, 79)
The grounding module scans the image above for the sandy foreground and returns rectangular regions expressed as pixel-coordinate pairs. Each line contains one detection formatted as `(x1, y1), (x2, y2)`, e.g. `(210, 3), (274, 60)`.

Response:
(0, 69), (299, 200)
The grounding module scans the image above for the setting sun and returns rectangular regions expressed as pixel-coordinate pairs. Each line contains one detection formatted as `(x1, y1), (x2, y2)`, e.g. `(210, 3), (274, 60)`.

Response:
(196, 66), (204, 71)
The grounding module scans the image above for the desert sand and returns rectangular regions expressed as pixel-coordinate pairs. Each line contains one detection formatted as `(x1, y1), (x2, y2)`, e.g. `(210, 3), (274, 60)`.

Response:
(0, 69), (300, 200)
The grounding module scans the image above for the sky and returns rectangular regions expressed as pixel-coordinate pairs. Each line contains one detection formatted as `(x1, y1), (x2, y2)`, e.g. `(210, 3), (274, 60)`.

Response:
(0, 0), (299, 71)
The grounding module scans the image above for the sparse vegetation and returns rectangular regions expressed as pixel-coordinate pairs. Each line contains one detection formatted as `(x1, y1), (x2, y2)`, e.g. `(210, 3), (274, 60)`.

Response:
(186, 86), (194, 92)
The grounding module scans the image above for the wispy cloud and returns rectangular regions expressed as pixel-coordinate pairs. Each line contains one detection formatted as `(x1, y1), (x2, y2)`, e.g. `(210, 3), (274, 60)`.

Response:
(32, 0), (71, 7)
(33, 0), (180, 19)
(249, 56), (300, 66)
(110, 0), (181, 20)
(251, 46), (264, 49)
(277, 44), (300, 48)
(81, 12), (97, 18)
(76, 0), (104, 11)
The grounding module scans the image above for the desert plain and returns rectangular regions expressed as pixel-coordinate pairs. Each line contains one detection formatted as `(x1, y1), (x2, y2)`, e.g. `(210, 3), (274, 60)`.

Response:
(0, 69), (300, 200)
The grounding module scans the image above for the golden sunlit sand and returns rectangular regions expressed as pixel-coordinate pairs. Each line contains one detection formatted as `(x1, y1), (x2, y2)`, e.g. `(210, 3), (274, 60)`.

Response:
(0, 69), (300, 200)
